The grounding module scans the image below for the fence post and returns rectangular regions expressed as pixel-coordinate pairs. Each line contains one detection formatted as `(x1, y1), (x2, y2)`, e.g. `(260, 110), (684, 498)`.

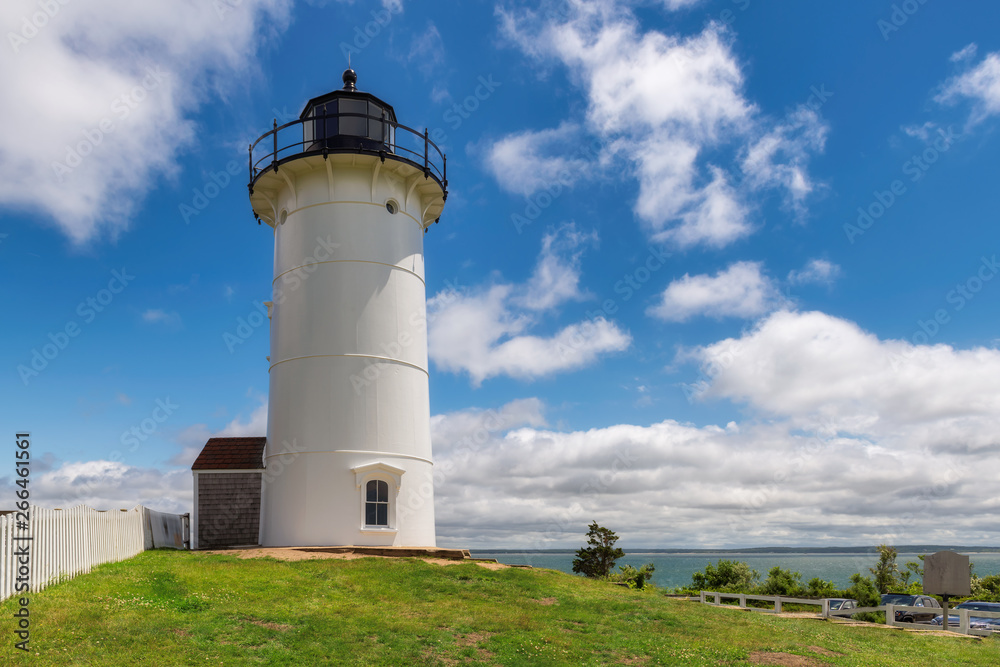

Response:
(885, 604), (894, 627)
(775, 597), (782, 613)
(959, 609), (969, 635)
(739, 594), (746, 608)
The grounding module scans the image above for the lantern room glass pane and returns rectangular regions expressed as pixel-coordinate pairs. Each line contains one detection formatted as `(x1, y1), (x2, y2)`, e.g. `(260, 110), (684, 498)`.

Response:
(368, 101), (384, 142)
(340, 98), (367, 136)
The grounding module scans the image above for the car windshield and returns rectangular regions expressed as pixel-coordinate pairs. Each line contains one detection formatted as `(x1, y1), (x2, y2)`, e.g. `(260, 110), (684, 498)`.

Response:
(958, 603), (1000, 612)
(881, 594), (915, 604)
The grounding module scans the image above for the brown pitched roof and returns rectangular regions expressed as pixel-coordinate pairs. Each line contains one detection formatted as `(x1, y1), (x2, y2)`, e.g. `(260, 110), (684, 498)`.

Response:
(192, 437), (266, 471)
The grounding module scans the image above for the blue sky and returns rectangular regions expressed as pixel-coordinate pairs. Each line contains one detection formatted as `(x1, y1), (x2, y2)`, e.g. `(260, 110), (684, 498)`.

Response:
(3, 0), (1000, 549)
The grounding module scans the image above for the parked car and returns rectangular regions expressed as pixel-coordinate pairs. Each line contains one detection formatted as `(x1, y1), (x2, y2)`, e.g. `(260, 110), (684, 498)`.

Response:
(827, 598), (857, 612)
(929, 601), (1000, 630)
(880, 594), (942, 623)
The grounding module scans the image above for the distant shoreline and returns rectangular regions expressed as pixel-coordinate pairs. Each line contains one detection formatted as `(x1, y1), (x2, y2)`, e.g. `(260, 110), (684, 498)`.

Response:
(469, 545), (1000, 555)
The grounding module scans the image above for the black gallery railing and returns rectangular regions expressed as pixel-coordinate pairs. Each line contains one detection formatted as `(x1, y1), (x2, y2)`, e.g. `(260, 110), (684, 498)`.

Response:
(248, 111), (447, 196)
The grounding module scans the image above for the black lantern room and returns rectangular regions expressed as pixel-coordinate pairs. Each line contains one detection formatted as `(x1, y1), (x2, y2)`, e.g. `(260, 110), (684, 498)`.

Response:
(300, 68), (396, 152)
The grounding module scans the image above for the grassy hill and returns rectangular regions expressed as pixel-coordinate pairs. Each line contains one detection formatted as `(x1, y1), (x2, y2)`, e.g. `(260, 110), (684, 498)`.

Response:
(0, 550), (994, 665)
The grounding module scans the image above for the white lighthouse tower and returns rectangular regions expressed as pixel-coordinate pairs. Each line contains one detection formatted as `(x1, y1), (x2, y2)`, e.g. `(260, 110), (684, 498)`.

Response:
(248, 69), (446, 547)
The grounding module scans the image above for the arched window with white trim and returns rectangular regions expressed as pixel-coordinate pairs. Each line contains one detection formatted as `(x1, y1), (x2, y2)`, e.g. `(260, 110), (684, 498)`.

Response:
(353, 462), (404, 534)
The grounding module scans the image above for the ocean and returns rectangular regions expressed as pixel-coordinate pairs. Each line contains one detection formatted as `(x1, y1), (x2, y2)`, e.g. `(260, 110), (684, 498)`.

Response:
(469, 552), (1000, 590)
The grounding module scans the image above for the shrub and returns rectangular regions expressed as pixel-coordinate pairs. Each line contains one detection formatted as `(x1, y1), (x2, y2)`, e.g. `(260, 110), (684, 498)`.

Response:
(843, 573), (883, 623)
(807, 577), (837, 599)
(609, 563), (656, 590)
(690, 560), (759, 593)
(760, 566), (805, 597)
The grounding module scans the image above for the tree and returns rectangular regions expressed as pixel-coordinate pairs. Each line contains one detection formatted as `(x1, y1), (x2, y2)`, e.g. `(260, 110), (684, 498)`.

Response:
(572, 521), (625, 579)
(870, 544), (904, 593)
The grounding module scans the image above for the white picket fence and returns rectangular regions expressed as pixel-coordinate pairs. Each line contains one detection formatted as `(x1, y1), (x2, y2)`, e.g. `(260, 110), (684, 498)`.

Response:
(0, 504), (176, 602)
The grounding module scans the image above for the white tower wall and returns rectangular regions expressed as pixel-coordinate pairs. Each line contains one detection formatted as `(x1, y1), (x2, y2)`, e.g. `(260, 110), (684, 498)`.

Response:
(250, 150), (444, 547)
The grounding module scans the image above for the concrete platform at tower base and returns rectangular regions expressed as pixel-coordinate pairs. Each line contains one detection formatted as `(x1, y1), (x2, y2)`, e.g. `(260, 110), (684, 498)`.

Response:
(204, 545), (472, 560)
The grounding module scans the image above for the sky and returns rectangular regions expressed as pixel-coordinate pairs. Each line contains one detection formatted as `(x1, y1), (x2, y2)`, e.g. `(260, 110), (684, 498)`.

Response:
(2, 0), (1000, 550)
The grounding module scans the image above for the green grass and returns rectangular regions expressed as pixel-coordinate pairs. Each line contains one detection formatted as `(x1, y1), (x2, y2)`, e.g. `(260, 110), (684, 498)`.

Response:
(0, 550), (995, 665)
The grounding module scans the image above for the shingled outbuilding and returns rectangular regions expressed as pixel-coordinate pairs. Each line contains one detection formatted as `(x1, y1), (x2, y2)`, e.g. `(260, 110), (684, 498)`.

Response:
(191, 437), (265, 549)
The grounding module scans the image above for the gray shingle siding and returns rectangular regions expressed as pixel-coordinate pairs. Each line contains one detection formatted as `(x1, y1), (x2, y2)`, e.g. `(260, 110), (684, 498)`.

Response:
(196, 472), (262, 548)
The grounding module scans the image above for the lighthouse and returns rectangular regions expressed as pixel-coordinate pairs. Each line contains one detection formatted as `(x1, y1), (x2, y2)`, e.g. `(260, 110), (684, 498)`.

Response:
(247, 69), (446, 547)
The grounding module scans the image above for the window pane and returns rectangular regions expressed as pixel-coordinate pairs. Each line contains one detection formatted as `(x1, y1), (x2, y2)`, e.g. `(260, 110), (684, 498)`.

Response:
(366, 503), (377, 525)
(340, 99), (367, 136)
(376, 503), (387, 526)
(377, 480), (388, 502)
(368, 101), (384, 142)
(303, 109), (314, 144)
(366, 480), (378, 502)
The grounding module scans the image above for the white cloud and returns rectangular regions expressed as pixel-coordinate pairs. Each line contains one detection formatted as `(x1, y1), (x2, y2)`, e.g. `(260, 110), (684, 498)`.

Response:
(936, 49), (1000, 124)
(407, 21), (445, 76)
(659, 0), (703, 9)
(24, 460), (191, 514)
(741, 107), (828, 215)
(309, 0), (402, 12)
(218, 401), (269, 437)
(950, 43), (978, 63)
(787, 258), (841, 286)
(169, 400), (267, 468)
(513, 223), (597, 310)
(902, 121), (939, 141)
(494, 2), (826, 249)
(142, 308), (182, 327)
(0, 0), (291, 243)
(690, 310), (1000, 443)
(432, 397), (990, 549)
(428, 224), (630, 384)
(431, 312), (1000, 548)
(483, 123), (589, 197)
(648, 261), (783, 321)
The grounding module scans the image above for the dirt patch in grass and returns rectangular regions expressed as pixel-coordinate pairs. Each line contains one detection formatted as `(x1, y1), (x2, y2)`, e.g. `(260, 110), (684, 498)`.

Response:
(535, 597), (557, 605)
(457, 631), (496, 661)
(748, 651), (824, 666)
(807, 645), (842, 657)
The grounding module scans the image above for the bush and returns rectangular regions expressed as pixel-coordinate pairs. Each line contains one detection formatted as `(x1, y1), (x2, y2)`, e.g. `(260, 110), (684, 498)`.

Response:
(690, 560), (759, 593)
(842, 573), (883, 623)
(609, 563), (655, 590)
(807, 577), (837, 599)
(760, 566), (805, 597)
(971, 574), (1000, 602)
